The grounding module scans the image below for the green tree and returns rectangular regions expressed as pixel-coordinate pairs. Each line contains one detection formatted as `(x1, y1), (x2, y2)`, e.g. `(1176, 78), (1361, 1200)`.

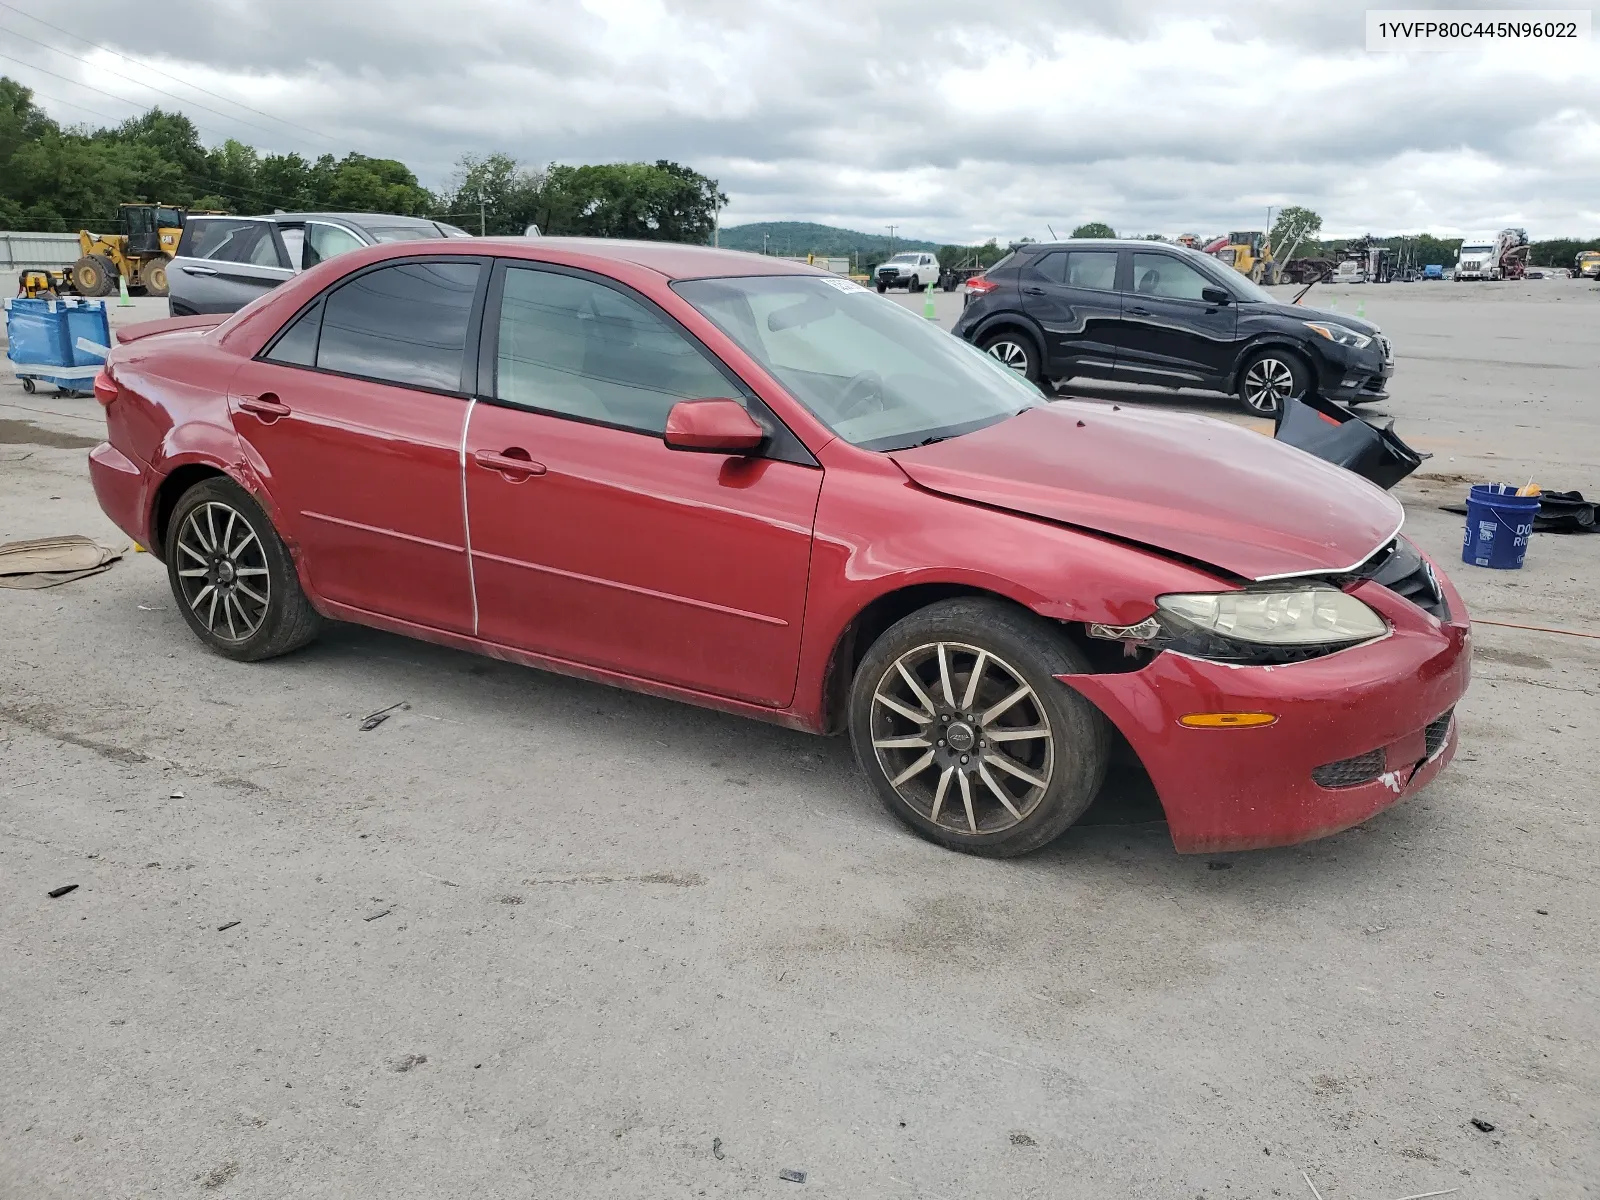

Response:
(1071, 222), (1116, 238)
(1269, 206), (1322, 259)
(537, 160), (726, 242)
(441, 152), (545, 234)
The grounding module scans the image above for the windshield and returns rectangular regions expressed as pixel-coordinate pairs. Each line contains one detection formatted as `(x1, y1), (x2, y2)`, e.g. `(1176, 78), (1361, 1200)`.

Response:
(1461, 244), (1491, 254)
(886, 253), (919, 264)
(674, 275), (1043, 451)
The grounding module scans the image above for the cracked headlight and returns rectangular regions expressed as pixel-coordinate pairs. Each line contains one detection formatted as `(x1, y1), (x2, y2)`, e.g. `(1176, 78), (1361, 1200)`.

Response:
(1158, 587), (1386, 651)
(1304, 321), (1373, 349)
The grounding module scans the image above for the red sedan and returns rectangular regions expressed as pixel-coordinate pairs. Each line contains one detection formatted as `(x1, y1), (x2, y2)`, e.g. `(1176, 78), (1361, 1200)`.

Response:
(88, 239), (1470, 857)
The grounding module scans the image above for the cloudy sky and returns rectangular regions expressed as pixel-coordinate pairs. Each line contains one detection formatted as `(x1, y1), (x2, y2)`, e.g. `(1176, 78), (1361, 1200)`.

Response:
(4, 0), (1597, 241)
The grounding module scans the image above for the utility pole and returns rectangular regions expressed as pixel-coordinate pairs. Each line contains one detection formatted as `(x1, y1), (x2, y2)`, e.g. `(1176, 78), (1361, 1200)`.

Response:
(479, 193), (486, 237)
(886, 224), (897, 255)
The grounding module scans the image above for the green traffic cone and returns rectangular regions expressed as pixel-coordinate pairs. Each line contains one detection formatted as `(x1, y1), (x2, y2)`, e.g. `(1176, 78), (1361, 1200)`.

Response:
(117, 272), (134, 307)
(1356, 299), (1366, 318)
(923, 281), (936, 320)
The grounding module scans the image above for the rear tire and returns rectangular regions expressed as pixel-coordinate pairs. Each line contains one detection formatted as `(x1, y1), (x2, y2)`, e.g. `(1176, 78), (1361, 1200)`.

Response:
(165, 476), (321, 662)
(143, 255), (171, 297)
(1237, 348), (1309, 417)
(848, 598), (1110, 857)
(979, 328), (1042, 385)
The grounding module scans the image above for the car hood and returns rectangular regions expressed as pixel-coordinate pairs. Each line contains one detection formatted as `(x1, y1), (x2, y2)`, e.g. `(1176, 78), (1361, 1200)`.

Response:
(888, 403), (1403, 581)
(1256, 300), (1380, 335)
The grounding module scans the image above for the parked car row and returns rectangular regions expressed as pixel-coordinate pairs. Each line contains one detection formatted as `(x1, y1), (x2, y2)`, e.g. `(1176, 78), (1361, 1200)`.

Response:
(91, 235), (1465, 861)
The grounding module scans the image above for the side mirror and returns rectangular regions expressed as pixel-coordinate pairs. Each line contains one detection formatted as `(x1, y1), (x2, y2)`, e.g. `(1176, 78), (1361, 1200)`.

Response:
(1201, 286), (1233, 304)
(663, 399), (766, 454)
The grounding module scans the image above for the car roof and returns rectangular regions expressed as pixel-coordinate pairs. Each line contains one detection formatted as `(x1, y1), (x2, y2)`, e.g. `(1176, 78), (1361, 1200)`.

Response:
(1020, 239), (1191, 251)
(462, 237), (828, 280)
(189, 212), (443, 228)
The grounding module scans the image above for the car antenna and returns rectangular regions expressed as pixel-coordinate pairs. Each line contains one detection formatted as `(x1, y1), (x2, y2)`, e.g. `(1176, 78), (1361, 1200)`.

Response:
(1047, 224), (1058, 239)
(1292, 277), (1317, 305)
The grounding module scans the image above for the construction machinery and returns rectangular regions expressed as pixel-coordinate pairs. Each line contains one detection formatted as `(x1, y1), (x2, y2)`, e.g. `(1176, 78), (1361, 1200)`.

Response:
(16, 267), (72, 299)
(70, 204), (224, 298)
(1204, 231), (1278, 284)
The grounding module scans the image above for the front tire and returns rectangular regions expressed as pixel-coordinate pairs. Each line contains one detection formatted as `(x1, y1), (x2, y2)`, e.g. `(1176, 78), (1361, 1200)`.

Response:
(848, 598), (1110, 858)
(165, 476), (321, 662)
(979, 328), (1042, 385)
(906, 275), (919, 292)
(1237, 348), (1309, 417)
(71, 254), (118, 297)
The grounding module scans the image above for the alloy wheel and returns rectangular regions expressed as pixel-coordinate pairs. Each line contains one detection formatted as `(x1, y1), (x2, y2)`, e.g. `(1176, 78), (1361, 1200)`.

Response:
(869, 641), (1055, 836)
(1241, 356), (1297, 414)
(985, 340), (1030, 374)
(174, 501), (271, 642)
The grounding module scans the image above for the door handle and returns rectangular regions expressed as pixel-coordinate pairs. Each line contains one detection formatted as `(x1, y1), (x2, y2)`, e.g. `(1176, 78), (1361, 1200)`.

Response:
(1022, 286), (1047, 295)
(1126, 305), (1152, 316)
(181, 265), (218, 276)
(239, 394), (290, 422)
(473, 448), (547, 479)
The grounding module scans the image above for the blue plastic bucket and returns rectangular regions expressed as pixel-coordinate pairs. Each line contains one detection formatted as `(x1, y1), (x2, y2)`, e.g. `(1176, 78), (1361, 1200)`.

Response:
(1462, 484), (1539, 569)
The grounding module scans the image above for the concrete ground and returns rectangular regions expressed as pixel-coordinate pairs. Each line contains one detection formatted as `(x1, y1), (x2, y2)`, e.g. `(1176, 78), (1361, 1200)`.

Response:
(2, 282), (1597, 1199)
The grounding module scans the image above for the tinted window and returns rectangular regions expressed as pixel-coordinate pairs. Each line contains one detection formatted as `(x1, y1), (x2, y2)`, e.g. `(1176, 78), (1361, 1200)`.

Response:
(317, 261), (481, 391)
(264, 301), (322, 367)
(182, 219), (284, 267)
(496, 268), (733, 433)
(1131, 253), (1213, 300)
(1028, 250), (1117, 290)
(304, 223), (366, 268)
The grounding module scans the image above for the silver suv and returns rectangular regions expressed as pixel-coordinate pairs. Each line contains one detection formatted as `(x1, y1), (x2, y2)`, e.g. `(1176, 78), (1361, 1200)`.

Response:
(874, 251), (942, 293)
(168, 212), (473, 315)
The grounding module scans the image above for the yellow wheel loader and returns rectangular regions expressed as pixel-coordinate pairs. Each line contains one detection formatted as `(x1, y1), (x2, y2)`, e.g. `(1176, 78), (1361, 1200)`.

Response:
(71, 204), (226, 298)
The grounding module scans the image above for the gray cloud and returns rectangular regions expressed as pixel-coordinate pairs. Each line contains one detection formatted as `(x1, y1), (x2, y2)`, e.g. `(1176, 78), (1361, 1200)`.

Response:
(4, 0), (1596, 238)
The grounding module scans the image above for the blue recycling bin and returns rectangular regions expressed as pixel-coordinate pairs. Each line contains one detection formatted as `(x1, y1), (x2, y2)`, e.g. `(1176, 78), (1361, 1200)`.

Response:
(4, 296), (111, 394)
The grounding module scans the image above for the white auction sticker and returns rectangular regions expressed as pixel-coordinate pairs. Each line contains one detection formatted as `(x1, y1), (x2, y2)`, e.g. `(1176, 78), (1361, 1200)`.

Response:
(1367, 10), (1589, 50)
(819, 276), (869, 293)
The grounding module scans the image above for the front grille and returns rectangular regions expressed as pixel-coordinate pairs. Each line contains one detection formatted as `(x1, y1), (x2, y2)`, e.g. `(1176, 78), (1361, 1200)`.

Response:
(1364, 538), (1450, 621)
(1424, 710), (1453, 758)
(1312, 748), (1385, 789)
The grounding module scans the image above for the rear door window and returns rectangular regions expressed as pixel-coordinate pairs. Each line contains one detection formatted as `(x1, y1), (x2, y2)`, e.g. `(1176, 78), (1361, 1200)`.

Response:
(316, 260), (483, 392)
(304, 223), (367, 268)
(1027, 250), (1117, 290)
(179, 219), (284, 267)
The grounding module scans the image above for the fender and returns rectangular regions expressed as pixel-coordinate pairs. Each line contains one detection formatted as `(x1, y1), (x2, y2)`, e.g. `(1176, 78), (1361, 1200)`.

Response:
(1228, 332), (1321, 392)
(961, 309), (1051, 355)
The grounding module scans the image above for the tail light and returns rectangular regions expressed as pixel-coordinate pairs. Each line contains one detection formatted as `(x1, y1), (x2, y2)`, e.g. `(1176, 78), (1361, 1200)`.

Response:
(93, 367), (118, 407)
(965, 275), (1000, 297)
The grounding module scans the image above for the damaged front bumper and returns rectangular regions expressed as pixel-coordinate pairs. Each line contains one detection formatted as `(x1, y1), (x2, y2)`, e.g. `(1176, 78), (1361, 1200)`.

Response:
(1060, 570), (1471, 854)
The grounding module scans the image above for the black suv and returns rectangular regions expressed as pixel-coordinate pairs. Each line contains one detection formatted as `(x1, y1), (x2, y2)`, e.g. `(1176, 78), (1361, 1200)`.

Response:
(952, 240), (1393, 415)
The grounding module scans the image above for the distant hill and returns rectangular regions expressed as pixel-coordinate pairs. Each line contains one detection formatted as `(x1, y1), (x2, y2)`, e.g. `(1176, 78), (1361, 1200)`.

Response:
(717, 221), (941, 260)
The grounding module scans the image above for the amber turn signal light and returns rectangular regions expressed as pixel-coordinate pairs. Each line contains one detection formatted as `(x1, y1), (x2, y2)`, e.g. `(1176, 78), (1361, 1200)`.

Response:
(1178, 712), (1278, 729)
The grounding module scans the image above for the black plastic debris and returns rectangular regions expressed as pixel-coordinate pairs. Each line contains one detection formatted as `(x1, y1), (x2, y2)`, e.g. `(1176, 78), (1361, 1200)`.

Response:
(1440, 489), (1597, 533)
(1207, 861), (1232, 871)
(364, 908), (392, 922)
(1470, 1118), (1495, 1132)
(778, 1169), (807, 1183)
(358, 701), (407, 731)
(47, 884), (78, 898)
(217, 921), (240, 932)
(1275, 394), (1424, 489)
(712, 1137), (725, 1161)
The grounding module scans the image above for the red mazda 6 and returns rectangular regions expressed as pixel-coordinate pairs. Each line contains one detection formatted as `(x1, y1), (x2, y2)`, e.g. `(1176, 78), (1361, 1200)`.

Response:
(88, 238), (1470, 857)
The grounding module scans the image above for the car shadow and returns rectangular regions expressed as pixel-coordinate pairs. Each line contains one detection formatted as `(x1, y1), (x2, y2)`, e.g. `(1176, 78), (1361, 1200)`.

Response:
(307, 603), (1430, 885)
